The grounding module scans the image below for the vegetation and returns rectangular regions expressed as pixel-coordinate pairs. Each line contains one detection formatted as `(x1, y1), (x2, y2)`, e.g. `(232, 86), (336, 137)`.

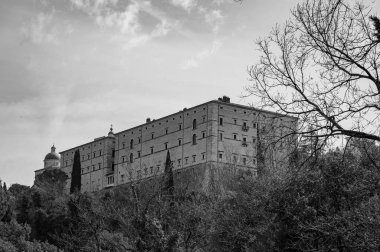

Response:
(2, 143), (379, 251)
(70, 150), (82, 194)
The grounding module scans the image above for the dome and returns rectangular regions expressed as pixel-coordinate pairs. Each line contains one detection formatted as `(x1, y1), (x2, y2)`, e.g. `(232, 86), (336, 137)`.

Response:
(44, 152), (60, 161)
(44, 145), (60, 161)
(108, 125), (115, 138)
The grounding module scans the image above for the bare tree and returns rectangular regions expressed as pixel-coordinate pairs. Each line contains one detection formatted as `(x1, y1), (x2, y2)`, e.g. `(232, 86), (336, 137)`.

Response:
(247, 0), (380, 145)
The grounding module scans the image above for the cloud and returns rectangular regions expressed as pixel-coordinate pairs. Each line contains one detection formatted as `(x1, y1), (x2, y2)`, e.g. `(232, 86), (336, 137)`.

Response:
(122, 19), (172, 50)
(212, 0), (225, 5)
(181, 39), (222, 69)
(205, 9), (224, 33)
(21, 12), (58, 44)
(170, 0), (197, 12)
(96, 1), (140, 35)
(70, 0), (119, 15)
(71, 0), (176, 49)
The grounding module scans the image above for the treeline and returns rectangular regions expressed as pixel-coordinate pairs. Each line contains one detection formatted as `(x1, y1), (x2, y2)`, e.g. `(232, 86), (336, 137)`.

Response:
(1, 142), (380, 251)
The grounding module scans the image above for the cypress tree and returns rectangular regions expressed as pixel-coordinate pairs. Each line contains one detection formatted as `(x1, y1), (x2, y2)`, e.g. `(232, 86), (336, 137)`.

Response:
(162, 150), (174, 197)
(70, 149), (82, 194)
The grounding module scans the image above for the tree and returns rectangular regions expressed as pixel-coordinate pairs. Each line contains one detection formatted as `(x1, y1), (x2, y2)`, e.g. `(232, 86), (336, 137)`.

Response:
(70, 150), (81, 194)
(247, 0), (380, 145)
(35, 169), (68, 195)
(162, 150), (174, 197)
(270, 150), (380, 251)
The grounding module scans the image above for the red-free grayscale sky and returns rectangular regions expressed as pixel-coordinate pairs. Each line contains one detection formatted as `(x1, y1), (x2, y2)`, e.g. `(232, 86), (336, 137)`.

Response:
(1, 0), (378, 186)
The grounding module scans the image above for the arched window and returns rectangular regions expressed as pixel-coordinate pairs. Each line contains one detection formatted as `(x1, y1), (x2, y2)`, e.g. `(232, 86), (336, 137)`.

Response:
(130, 139), (134, 149)
(130, 153), (134, 163)
(192, 134), (197, 145)
(192, 119), (197, 129)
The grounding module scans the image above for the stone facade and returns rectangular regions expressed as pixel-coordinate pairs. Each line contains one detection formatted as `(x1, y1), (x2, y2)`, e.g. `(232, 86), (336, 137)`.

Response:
(41, 98), (297, 193)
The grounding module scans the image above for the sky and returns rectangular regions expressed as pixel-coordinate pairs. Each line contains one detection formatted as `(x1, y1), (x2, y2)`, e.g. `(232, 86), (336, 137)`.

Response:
(1, 0), (378, 186)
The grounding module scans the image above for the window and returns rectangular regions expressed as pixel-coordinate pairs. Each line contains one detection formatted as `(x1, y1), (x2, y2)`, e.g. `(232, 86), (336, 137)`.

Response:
(98, 163), (101, 169)
(151, 147), (154, 154)
(165, 128), (168, 135)
(138, 151), (141, 158)
(219, 117), (223, 125)
(130, 153), (134, 163)
(138, 137), (141, 143)
(92, 165), (95, 171)
(93, 152), (96, 158)
(252, 138), (256, 143)
(219, 153), (223, 160)
(179, 124), (182, 130)
(242, 137), (247, 146)
(234, 119), (237, 125)
(192, 134), (197, 145)
(192, 155), (196, 162)
(130, 139), (134, 149)
(121, 174), (125, 181)
(234, 134), (237, 140)
(165, 143), (168, 150)
(150, 167), (153, 174)
(107, 175), (114, 185)
(111, 163), (115, 171)
(178, 139), (182, 146)
(192, 119), (197, 129)
(202, 131), (206, 138)
(122, 156), (125, 162)
(151, 133), (154, 139)
(202, 153), (205, 160)
(243, 122), (247, 127)
(253, 123), (257, 128)
(112, 149), (115, 157)
(81, 169), (84, 174)
(219, 133), (223, 141)
(99, 150), (102, 156)
(243, 157), (247, 165)
(233, 156), (237, 163)
(122, 142), (126, 148)
(178, 159), (181, 166)
(87, 154), (90, 160)
(185, 157), (188, 164)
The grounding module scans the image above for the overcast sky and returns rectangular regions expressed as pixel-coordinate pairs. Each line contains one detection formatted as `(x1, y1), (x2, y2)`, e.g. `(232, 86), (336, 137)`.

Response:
(1, 0), (378, 186)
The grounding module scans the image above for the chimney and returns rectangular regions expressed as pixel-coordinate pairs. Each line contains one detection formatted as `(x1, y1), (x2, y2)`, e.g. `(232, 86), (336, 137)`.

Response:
(146, 118), (151, 123)
(218, 96), (230, 103)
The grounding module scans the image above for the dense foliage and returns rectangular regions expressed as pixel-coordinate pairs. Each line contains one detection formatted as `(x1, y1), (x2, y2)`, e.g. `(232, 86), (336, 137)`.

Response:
(2, 142), (379, 251)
